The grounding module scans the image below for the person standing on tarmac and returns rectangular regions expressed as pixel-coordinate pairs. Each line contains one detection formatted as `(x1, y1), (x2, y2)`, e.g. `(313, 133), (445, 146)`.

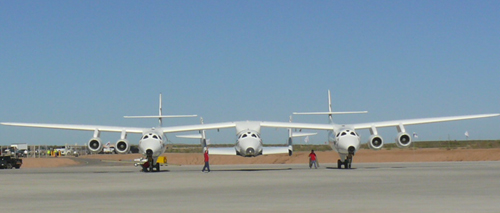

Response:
(309, 150), (318, 169)
(202, 149), (210, 173)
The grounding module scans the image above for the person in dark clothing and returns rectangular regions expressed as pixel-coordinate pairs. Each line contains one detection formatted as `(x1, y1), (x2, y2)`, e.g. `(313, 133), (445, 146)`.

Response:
(202, 149), (210, 173)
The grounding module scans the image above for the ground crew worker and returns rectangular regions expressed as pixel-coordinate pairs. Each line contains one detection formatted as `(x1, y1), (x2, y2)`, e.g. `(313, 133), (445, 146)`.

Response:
(202, 149), (210, 173)
(309, 150), (318, 169)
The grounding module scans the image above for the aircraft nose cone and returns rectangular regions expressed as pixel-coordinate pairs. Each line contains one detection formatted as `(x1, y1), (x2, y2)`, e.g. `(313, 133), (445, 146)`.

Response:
(245, 147), (255, 156)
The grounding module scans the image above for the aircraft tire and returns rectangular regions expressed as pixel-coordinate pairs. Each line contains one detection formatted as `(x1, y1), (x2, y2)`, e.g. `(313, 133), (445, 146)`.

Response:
(337, 160), (342, 169)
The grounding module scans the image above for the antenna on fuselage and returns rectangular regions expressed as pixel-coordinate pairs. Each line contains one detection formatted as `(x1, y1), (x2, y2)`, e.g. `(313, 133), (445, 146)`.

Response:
(293, 90), (368, 123)
(123, 93), (197, 126)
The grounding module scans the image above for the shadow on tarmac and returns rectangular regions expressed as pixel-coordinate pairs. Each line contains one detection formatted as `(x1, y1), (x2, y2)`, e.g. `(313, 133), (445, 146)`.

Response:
(212, 168), (293, 172)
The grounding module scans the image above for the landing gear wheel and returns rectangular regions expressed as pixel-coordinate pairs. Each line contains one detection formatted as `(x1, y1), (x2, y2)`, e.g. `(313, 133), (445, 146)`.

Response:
(155, 163), (160, 172)
(337, 159), (342, 169)
(345, 155), (353, 169)
(6, 163), (12, 169)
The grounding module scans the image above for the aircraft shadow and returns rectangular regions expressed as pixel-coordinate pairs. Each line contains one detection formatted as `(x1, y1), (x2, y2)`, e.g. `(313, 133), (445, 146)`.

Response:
(325, 166), (407, 170)
(92, 170), (171, 174)
(212, 168), (293, 172)
(325, 167), (358, 170)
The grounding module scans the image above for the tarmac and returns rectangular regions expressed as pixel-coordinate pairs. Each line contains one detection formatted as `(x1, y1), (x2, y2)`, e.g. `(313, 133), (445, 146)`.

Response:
(2, 161), (500, 212)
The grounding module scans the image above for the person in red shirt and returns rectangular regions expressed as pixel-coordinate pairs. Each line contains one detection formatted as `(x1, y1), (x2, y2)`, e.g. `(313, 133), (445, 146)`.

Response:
(202, 149), (210, 173)
(308, 150), (318, 169)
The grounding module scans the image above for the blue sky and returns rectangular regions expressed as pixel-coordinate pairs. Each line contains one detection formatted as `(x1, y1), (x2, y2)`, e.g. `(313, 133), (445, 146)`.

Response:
(1, 1), (499, 147)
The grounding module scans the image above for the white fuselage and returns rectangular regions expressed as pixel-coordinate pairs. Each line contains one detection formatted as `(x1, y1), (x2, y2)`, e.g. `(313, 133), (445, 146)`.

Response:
(234, 121), (263, 157)
(329, 128), (361, 161)
(138, 129), (167, 162)
(235, 130), (263, 157)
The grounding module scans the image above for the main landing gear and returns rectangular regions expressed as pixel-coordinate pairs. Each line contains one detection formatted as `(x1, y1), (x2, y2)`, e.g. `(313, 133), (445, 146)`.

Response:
(337, 155), (353, 169)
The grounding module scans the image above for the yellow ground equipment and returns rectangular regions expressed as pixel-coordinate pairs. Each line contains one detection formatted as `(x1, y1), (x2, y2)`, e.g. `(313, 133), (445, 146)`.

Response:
(157, 156), (167, 164)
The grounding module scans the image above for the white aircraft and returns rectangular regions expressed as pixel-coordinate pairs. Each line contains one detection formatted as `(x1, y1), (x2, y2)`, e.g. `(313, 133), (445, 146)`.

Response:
(176, 116), (316, 157)
(261, 90), (500, 169)
(1, 94), (314, 171)
(3, 92), (498, 170)
(0, 94), (224, 172)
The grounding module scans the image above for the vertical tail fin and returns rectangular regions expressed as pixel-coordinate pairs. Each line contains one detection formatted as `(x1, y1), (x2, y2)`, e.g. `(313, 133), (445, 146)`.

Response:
(293, 90), (368, 123)
(200, 117), (208, 151)
(159, 93), (163, 126)
(287, 115), (317, 155)
(327, 90), (333, 123)
(175, 117), (208, 152)
(123, 93), (197, 126)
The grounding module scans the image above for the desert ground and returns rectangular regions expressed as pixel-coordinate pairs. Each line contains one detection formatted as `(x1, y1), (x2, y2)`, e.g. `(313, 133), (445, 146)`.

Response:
(19, 148), (500, 168)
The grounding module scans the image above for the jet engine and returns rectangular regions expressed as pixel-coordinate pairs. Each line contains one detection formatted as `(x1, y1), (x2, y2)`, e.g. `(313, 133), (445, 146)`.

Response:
(88, 137), (103, 153)
(115, 139), (130, 154)
(367, 135), (384, 150)
(395, 132), (412, 148)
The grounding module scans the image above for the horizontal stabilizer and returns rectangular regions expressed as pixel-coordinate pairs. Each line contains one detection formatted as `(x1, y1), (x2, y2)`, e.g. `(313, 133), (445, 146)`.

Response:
(124, 115), (197, 118)
(291, 132), (317, 138)
(207, 147), (237, 155)
(293, 111), (367, 115)
(175, 134), (202, 139)
(262, 146), (291, 155)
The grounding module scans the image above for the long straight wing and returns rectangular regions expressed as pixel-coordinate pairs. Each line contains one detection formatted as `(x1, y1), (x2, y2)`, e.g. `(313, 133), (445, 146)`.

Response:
(260, 113), (499, 131)
(208, 147), (237, 155)
(1, 122), (145, 133)
(262, 146), (290, 155)
(260, 121), (334, 130)
(349, 113), (500, 130)
(161, 122), (237, 133)
(1, 122), (237, 134)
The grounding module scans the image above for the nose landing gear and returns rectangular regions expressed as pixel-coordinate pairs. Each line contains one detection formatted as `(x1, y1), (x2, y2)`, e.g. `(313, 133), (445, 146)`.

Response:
(141, 149), (160, 172)
(338, 147), (355, 169)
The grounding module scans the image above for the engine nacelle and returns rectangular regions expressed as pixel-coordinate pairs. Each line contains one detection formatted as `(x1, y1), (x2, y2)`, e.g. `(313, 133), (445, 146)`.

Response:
(367, 135), (384, 150)
(88, 137), (103, 153)
(115, 139), (130, 154)
(395, 132), (412, 148)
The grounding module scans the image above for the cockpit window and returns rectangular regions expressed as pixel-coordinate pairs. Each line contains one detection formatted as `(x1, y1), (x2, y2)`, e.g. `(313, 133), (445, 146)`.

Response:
(341, 132), (347, 136)
(350, 132), (356, 136)
(251, 134), (257, 138)
(153, 135), (158, 139)
(143, 135), (149, 139)
(242, 134), (248, 138)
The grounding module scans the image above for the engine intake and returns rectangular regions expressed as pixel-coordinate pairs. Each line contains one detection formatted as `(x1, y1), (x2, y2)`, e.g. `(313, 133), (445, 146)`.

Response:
(395, 132), (412, 148)
(115, 139), (130, 154)
(88, 138), (103, 153)
(368, 135), (384, 150)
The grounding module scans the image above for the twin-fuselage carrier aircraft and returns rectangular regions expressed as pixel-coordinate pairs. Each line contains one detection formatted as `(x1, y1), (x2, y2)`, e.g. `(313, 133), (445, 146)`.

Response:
(264, 90), (499, 169)
(0, 94), (314, 172)
(2, 92), (498, 171)
(2, 94), (203, 172)
(176, 90), (498, 169)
